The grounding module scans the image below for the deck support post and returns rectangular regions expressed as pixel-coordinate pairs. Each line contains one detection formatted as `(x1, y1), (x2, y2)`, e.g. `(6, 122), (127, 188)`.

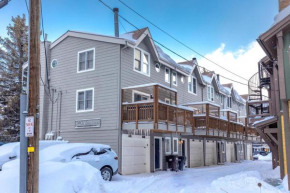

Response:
(206, 104), (209, 135)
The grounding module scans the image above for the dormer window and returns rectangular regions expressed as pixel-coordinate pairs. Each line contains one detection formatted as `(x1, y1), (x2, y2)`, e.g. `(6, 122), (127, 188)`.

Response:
(165, 67), (170, 83)
(207, 86), (214, 101)
(134, 48), (150, 76)
(188, 76), (197, 94)
(172, 71), (177, 86)
(227, 96), (232, 108)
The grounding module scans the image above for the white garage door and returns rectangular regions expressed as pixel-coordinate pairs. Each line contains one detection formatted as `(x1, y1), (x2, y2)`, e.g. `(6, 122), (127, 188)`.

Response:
(190, 140), (203, 167)
(122, 134), (150, 175)
(246, 143), (252, 160)
(226, 142), (234, 163)
(205, 141), (216, 166)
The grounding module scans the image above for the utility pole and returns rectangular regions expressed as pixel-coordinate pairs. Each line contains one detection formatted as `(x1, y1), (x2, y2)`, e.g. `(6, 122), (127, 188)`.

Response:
(27, 0), (40, 192)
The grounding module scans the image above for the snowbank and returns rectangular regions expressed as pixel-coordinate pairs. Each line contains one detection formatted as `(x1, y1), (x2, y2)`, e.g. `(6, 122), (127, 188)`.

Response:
(206, 171), (283, 193)
(282, 175), (289, 192)
(0, 141), (68, 169)
(40, 143), (110, 163)
(0, 161), (107, 193)
(257, 153), (272, 161)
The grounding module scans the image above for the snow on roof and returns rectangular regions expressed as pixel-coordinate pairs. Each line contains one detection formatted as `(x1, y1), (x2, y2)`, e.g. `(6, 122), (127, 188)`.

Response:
(181, 101), (220, 108)
(252, 116), (275, 126)
(122, 83), (177, 92)
(216, 79), (231, 95)
(273, 5), (290, 26)
(202, 75), (213, 84)
(233, 89), (246, 104)
(220, 109), (238, 114)
(40, 143), (110, 163)
(155, 45), (192, 74)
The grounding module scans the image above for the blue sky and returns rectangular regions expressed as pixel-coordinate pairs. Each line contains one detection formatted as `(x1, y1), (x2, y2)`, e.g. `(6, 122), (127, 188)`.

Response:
(0, 0), (278, 93)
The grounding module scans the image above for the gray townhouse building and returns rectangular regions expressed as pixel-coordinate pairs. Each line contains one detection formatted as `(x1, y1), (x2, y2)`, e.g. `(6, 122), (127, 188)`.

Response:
(33, 25), (257, 175)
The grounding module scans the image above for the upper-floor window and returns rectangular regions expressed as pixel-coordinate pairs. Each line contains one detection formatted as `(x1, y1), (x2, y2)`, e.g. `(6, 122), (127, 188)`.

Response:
(207, 86), (214, 101)
(134, 48), (150, 76)
(76, 88), (94, 112)
(165, 98), (170, 104)
(220, 94), (224, 105)
(188, 76), (197, 94)
(133, 90), (150, 102)
(77, 48), (95, 73)
(227, 96), (232, 108)
(172, 71), (177, 86)
(181, 76), (184, 83)
(155, 63), (160, 72)
(165, 67), (170, 83)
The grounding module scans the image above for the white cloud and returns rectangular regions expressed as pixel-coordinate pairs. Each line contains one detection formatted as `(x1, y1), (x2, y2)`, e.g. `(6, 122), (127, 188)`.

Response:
(198, 41), (266, 95)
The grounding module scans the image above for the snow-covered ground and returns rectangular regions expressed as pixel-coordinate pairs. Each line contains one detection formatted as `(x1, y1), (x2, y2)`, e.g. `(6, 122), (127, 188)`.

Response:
(105, 161), (288, 193)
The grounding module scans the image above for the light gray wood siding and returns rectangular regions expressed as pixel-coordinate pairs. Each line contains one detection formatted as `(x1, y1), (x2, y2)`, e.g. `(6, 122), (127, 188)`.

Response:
(45, 36), (120, 153)
(121, 37), (203, 105)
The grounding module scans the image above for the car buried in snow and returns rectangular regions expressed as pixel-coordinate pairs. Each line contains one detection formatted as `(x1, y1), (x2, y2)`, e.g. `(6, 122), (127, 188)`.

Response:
(39, 143), (118, 181)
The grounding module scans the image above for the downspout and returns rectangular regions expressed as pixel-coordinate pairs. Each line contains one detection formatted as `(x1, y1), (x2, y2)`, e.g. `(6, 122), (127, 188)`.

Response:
(118, 41), (128, 174)
(58, 91), (62, 137)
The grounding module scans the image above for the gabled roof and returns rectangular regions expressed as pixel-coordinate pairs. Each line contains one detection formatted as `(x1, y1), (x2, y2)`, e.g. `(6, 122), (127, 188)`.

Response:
(240, 94), (249, 101)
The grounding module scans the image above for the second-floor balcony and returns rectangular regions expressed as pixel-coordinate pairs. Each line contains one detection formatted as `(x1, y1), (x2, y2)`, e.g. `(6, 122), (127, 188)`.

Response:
(121, 83), (258, 140)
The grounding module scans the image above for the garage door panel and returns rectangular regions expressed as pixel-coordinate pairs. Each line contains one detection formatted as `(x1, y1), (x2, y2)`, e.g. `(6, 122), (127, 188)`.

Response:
(190, 141), (203, 167)
(122, 135), (150, 175)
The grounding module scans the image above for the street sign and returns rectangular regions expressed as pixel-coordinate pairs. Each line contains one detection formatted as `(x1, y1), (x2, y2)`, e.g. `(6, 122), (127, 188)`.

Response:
(25, 116), (34, 137)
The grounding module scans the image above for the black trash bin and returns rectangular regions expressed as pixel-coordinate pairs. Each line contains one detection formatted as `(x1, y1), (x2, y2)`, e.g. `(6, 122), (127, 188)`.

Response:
(178, 156), (186, 171)
(165, 155), (179, 172)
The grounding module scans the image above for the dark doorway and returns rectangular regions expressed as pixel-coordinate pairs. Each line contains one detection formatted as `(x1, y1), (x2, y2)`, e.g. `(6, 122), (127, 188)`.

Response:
(217, 142), (221, 164)
(234, 144), (238, 161)
(182, 140), (186, 156)
(155, 138), (160, 170)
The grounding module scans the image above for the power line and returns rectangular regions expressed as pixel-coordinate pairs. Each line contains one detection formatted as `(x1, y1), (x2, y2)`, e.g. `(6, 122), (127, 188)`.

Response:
(24, 0), (29, 13)
(98, 0), (250, 88)
(119, 19), (127, 33)
(117, 0), (250, 83)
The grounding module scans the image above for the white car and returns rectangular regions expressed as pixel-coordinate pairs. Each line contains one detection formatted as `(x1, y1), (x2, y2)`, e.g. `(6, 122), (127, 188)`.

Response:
(39, 143), (118, 181)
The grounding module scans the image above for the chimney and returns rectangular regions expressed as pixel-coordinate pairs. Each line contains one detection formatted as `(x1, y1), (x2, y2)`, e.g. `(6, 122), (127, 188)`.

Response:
(279, 0), (290, 12)
(113, 8), (119, 37)
(217, 74), (220, 81)
(192, 58), (197, 65)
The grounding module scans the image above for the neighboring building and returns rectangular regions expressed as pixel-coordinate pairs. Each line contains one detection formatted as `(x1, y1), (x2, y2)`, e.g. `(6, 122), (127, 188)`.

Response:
(246, 0), (290, 190)
(24, 10), (258, 175)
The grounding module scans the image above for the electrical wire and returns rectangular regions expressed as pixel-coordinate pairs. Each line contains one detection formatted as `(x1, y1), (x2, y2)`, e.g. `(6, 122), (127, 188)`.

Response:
(119, 19), (127, 33)
(98, 0), (251, 88)
(117, 0), (250, 83)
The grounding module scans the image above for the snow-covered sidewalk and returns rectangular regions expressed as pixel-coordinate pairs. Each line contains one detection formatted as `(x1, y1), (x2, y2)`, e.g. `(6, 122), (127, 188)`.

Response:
(105, 161), (287, 193)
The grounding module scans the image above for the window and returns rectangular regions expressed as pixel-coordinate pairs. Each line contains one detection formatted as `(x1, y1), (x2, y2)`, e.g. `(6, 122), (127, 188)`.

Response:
(51, 59), (58, 68)
(165, 67), (170, 83)
(172, 71), (177, 86)
(173, 138), (178, 154)
(133, 90), (150, 102)
(76, 88), (94, 112)
(155, 63), (160, 72)
(77, 48), (95, 73)
(207, 86), (214, 101)
(227, 96), (232, 108)
(134, 48), (150, 76)
(188, 76), (197, 94)
(165, 98), (170, 104)
(220, 95), (224, 105)
(165, 137), (171, 154)
(181, 76), (184, 83)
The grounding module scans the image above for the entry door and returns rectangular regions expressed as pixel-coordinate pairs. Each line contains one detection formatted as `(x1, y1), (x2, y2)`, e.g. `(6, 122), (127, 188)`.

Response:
(182, 139), (187, 167)
(155, 138), (161, 170)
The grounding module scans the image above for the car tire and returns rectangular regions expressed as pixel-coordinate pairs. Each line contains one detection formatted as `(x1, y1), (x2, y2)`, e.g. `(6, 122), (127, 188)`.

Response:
(101, 167), (112, 181)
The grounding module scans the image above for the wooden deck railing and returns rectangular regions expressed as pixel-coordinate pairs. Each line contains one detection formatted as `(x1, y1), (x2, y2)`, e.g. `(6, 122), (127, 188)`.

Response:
(122, 103), (256, 138)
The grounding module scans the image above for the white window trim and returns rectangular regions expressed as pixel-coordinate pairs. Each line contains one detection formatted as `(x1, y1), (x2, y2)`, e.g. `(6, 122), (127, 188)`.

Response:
(165, 98), (170, 104)
(207, 85), (214, 102)
(220, 94), (224, 105)
(165, 137), (171, 155)
(227, 96), (232, 108)
(132, 90), (150, 102)
(188, 76), (197, 95)
(133, 48), (150, 77)
(172, 71), (178, 86)
(51, 59), (58, 69)
(172, 138), (179, 154)
(76, 87), (94, 113)
(165, 67), (170, 83)
(77, 48), (95, 73)
(154, 136), (162, 170)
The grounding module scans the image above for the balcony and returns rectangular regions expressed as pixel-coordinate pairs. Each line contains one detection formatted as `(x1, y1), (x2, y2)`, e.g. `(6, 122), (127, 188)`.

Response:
(121, 84), (193, 133)
(121, 83), (257, 140)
